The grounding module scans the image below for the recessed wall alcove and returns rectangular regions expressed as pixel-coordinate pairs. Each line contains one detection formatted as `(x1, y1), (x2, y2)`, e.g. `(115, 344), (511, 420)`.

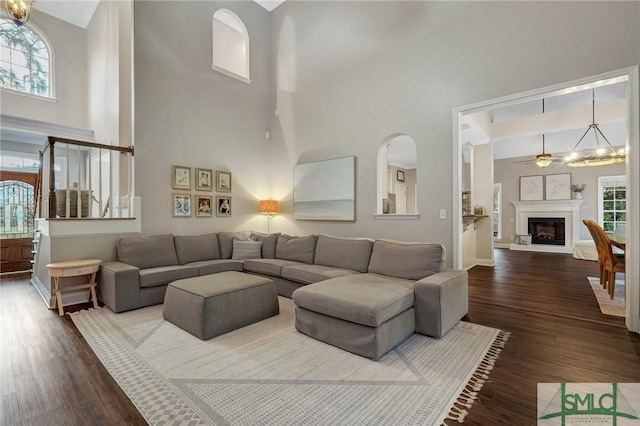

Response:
(375, 134), (419, 219)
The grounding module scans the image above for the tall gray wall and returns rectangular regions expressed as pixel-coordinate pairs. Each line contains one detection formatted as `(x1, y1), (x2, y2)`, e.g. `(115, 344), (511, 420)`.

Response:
(131, 1), (640, 263)
(266, 1), (640, 259)
(134, 1), (274, 235)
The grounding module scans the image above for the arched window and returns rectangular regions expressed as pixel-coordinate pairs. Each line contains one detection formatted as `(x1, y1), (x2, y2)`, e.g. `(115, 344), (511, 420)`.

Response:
(212, 9), (251, 84)
(0, 17), (52, 97)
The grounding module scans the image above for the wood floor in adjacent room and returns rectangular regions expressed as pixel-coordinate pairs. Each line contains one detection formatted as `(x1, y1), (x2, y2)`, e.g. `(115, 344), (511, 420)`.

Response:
(1, 249), (639, 426)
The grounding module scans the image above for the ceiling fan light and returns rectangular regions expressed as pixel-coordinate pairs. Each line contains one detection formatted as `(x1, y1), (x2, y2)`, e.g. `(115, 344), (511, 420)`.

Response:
(535, 158), (552, 168)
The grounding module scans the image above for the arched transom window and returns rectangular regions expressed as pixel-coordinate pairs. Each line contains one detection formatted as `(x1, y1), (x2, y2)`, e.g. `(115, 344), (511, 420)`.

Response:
(0, 17), (51, 97)
(212, 9), (251, 84)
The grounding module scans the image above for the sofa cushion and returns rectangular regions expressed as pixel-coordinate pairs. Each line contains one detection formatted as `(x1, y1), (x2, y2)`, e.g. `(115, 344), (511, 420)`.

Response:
(314, 235), (374, 273)
(118, 234), (178, 269)
(174, 233), (220, 265)
(138, 265), (198, 288)
(368, 239), (445, 281)
(292, 274), (414, 327)
(243, 258), (303, 277)
(281, 264), (358, 285)
(184, 259), (244, 275)
(232, 240), (263, 260)
(276, 234), (318, 264)
(251, 232), (280, 259)
(217, 232), (236, 259)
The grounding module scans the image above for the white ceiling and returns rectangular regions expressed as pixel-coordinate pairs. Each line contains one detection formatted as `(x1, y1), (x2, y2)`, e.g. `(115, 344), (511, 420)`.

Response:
(463, 80), (628, 162)
(32, 0), (100, 28)
(31, 0), (285, 29)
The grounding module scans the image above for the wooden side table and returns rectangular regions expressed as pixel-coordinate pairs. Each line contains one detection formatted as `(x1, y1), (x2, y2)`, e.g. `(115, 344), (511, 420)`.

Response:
(46, 259), (101, 316)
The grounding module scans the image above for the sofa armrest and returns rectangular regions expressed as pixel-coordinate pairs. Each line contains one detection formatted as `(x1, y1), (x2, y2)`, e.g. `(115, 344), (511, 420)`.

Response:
(99, 261), (141, 313)
(414, 269), (468, 338)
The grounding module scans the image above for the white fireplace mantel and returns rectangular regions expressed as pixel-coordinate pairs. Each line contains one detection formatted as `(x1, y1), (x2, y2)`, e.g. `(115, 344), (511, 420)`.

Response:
(510, 200), (585, 253)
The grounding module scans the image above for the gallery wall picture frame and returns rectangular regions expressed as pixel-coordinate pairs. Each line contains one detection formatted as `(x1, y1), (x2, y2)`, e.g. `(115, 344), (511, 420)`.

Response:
(519, 175), (544, 201)
(195, 195), (213, 217)
(173, 193), (192, 217)
(216, 170), (232, 192)
(397, 170), (405, 182)
(545, 173), (572, 200)
(216, 195), (231, 217)
(172, 165), (191, 190)
(195, 168), (213, 191)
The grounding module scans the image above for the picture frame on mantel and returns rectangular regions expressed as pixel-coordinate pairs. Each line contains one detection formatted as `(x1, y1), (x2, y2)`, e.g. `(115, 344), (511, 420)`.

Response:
(545, 173), (572, 200)
(520, 175), (543, 201)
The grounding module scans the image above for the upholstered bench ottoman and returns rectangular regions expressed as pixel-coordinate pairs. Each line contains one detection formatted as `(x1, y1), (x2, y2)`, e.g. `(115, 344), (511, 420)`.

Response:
(162, 271), (279, 340)
(293, 273), (416, 361)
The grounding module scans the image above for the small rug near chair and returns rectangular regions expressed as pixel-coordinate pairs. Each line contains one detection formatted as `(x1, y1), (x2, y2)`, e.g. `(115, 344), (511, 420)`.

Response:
(588, 277), (625, 317)
(71, 297), (509, 425)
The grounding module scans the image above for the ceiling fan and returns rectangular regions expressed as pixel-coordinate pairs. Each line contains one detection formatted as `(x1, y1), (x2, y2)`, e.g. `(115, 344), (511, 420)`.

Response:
(514, 99), (564, 168)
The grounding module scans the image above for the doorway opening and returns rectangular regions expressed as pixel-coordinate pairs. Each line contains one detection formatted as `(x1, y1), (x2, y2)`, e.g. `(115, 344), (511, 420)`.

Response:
(453, 67), (639, 332)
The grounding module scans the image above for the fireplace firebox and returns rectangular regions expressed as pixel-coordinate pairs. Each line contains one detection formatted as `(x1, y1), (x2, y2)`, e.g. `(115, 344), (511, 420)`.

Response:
(528, 217), (566, 245)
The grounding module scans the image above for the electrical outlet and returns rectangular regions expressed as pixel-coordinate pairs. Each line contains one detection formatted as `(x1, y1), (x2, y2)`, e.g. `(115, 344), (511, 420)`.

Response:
(439, 209), (446, 219)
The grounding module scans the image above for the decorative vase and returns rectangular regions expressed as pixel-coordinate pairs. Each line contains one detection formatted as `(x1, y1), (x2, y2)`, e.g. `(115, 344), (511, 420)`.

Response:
(574, 192), (583, 200)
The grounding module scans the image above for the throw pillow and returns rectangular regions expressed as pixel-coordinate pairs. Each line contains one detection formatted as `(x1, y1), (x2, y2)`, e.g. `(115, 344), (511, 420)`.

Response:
(232, 240), (263, 260)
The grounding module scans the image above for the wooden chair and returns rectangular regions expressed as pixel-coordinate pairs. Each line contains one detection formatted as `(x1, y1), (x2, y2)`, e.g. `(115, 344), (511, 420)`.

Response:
(583, 219), (607, 289)
(583, 219), (625, 298)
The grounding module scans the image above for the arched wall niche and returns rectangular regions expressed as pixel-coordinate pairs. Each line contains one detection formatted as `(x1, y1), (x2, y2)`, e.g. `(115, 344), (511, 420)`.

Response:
(376, 134), (418, 218)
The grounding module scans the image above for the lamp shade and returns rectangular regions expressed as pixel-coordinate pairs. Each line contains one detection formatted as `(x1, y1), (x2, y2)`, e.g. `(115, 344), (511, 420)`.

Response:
(259, 200), (278, 214)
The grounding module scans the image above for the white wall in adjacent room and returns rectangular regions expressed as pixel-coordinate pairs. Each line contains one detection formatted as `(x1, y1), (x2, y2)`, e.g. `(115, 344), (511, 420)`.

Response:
(494, 159), (626, 243)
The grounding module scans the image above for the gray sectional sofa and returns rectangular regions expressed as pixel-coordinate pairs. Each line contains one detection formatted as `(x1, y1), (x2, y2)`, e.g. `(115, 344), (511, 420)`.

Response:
(100, 231), (468, 360)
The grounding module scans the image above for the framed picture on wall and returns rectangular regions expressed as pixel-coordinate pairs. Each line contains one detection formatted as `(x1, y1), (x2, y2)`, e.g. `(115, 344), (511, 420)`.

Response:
(172, 165), (191, 190)
(195, 168), (213, 191)
(519, 175), (543, 201)
(545, 173), (572, 200)
(397, 170), (405, 182)
(216, 196), (231, 217)
(195, 195), (213, 217)
(216, 171), (232, 192)
(173, 193), (192, 217)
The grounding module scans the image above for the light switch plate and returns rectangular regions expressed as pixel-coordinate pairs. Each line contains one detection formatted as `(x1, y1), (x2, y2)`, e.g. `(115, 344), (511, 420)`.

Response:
(439, 209), (446, 219)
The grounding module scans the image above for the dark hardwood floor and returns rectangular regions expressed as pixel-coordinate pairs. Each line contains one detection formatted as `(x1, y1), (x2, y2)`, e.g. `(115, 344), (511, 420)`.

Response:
(1, 249), (639, 425)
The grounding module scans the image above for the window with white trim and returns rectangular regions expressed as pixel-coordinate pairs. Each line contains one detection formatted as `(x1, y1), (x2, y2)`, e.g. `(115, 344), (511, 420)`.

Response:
(0, 17), (52, 97)
(598, 175), (626, 234)
(493, 183), (502, 239)
(212, 9), (250, 83)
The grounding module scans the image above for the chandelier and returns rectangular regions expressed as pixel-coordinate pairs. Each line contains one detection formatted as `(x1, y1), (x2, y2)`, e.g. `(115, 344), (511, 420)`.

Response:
(564, 88), (626, 168)
(4, 0), (34, 26)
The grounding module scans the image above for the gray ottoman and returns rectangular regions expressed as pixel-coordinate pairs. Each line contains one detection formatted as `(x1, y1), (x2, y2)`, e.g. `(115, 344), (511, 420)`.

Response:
(162, 271), (279, 340)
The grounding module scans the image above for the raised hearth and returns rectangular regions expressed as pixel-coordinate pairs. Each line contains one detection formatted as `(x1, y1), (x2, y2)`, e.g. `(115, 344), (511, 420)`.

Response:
(510, 200), (584, 253)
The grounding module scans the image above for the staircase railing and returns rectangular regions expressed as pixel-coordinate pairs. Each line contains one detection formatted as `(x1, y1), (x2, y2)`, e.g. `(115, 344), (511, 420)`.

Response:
(39, 137), (134, 219)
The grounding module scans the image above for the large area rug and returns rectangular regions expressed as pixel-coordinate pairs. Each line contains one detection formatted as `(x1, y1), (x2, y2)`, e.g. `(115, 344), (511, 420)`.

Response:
(588, 276), (626, 317)
(71, 297), (509, 425)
